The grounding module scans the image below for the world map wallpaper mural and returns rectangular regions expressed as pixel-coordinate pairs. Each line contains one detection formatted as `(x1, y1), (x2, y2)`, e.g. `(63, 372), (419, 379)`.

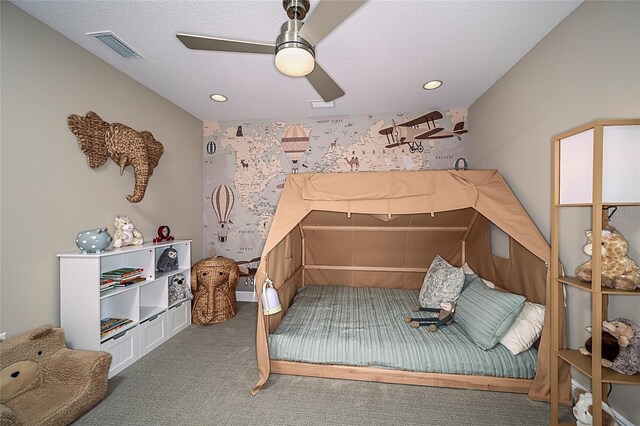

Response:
(203, 109), (469, 292)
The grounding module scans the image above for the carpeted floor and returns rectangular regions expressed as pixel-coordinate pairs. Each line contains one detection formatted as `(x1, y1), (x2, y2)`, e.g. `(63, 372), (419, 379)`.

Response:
(76, 302), (574, 425)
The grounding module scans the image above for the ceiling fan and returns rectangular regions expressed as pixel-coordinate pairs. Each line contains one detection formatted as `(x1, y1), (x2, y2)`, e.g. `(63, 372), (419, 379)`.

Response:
(176, 0), (366, 102)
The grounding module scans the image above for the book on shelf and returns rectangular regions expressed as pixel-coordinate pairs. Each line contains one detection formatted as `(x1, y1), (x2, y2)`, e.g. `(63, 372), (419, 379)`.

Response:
(100, 278), (115, 286)
(100, 317), (132, 337)
(114, 277), (146, 287)
(100, 284), (114, 293)
(101, 267), (144, 279)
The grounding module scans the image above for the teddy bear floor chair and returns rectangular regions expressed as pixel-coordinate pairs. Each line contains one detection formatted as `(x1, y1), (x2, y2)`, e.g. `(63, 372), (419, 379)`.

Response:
(0, 325), (112, 426)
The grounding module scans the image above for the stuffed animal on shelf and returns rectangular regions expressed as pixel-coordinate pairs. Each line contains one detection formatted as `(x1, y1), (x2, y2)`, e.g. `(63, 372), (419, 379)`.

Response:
(579, 327), (621, 368)
(580, 318), (640, 376)
(168, 273), (191, 305)
(156, 248), (179, 273)
(603, 318), (640, 375)
(404, 301), (456, 332)
(112, 215), (143, 248)
(576, 228), (640, 291)
(572, 388), (616, 426)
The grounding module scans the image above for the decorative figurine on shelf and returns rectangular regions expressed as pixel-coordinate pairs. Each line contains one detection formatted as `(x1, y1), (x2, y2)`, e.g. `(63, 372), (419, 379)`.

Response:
(153, 225), (174, 243)
(112, 215), (143, 248)
(156, 248), (179, 272)
(575, 227), (640, 291)
(75, 228), (112, 253)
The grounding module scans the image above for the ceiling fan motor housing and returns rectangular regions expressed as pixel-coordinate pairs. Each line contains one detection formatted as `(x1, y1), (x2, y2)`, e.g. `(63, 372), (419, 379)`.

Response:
(275, 19), (315, 57)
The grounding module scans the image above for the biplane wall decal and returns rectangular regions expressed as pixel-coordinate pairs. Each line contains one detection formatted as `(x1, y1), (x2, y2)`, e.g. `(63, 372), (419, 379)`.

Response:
(379, 111), (467, 153)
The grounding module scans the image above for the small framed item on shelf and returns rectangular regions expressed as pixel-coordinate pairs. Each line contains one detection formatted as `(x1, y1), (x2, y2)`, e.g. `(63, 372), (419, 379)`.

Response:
(153, 225), (174, 243)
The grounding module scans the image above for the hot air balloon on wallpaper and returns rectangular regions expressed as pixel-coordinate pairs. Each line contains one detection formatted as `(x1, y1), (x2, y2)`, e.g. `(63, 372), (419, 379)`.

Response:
(211, 184), (234, 242)
(280, 125), (309, 173)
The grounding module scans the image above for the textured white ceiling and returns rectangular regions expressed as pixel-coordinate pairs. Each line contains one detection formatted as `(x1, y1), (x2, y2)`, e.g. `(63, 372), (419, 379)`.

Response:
(12, 0), (581, 122)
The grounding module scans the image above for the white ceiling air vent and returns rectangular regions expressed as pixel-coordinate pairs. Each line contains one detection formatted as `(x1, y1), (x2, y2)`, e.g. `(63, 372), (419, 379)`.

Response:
(88, 31), (142, 59)
(310, 100), (335, 109)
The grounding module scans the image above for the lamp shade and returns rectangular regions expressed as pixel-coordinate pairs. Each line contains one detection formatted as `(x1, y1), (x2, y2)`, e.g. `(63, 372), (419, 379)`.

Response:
(559, 124), (640, 204)
(262, 279), (282, 316)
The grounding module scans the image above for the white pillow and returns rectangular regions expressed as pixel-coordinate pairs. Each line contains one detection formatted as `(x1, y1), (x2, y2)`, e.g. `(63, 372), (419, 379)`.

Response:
(419, 256), (465, 308)
(461, 262), (496, 289)
(499, 302), (545, 355)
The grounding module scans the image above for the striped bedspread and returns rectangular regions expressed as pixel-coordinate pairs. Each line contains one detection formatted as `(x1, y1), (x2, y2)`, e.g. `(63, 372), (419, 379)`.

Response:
(269, 285), (537, 378)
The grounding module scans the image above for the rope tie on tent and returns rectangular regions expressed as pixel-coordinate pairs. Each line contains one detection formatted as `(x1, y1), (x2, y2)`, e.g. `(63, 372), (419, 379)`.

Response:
(387, 199), (391, 219)
(347, 201), (351, 218)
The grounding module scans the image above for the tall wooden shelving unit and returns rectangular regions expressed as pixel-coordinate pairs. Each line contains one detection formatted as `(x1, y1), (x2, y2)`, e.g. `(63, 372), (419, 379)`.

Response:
(550, 119), (640, 425)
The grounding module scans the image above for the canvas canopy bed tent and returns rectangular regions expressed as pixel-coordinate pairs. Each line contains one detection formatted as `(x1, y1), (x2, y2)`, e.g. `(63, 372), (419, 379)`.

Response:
(252, 170), (570, 403)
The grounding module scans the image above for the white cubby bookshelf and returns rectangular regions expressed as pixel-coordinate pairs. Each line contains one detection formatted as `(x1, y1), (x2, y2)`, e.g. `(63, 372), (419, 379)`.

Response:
(59, 239), (192, 377)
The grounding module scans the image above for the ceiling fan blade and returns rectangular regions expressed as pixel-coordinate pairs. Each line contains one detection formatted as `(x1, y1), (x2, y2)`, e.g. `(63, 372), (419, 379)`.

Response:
(298, 0), (366, 46)
(176, 33), (275, 54)
(306, 62), (345, 102)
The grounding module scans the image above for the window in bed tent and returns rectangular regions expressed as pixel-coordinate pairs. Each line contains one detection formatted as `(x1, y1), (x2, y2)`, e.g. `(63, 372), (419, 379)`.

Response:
(489, 222), (511, 260)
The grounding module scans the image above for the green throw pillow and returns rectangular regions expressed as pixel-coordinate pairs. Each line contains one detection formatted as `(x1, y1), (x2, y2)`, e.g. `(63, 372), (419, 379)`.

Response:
(455, 276), (525, 350)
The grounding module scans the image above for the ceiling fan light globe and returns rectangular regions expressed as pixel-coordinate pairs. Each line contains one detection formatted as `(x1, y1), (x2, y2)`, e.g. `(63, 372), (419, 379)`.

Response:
(275, 46), (315, 77)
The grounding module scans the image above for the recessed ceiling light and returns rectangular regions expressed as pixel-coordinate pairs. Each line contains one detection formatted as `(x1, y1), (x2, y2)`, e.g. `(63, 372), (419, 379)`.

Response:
(423, 80), (443, 90)
(210, 94), (228, 102)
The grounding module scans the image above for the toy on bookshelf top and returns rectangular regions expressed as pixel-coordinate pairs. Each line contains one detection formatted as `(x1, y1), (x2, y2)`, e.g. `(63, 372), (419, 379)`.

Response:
(153, 225), (174, 243)
(75, 228), (112, 253)
(112, 216), (143, 248)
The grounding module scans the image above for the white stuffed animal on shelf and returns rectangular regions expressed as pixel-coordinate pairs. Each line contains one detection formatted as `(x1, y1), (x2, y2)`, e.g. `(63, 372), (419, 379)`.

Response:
(573, 389), (617, 426)
(112, 215), (143, 248)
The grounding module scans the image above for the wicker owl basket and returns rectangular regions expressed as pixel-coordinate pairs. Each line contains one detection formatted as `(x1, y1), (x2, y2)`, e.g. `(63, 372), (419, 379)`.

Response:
(190, 256), (239, 325)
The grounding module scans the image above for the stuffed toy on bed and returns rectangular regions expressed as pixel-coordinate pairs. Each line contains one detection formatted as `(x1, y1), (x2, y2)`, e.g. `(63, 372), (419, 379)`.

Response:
(404, 301), (455, 332)
(576, 228), (640, 291)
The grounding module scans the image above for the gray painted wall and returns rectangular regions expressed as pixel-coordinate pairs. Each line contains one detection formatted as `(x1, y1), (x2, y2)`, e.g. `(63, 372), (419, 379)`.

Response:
(469, 1), (640, 423)
(0, 2), (204, 336)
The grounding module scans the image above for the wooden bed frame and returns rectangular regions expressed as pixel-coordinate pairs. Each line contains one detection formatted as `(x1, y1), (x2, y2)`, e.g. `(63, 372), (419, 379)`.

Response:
(268, 241), (535, 395)
(265, 218), (535, 396)
(271, 360), (533, 394)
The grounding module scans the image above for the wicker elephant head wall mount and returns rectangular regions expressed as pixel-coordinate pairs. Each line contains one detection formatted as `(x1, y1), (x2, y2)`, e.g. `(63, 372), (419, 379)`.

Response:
(67, 111), (164, 203)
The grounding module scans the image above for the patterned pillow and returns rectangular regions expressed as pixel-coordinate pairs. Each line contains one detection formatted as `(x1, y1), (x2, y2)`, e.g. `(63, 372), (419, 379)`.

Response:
(418, 255), (465, 308)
